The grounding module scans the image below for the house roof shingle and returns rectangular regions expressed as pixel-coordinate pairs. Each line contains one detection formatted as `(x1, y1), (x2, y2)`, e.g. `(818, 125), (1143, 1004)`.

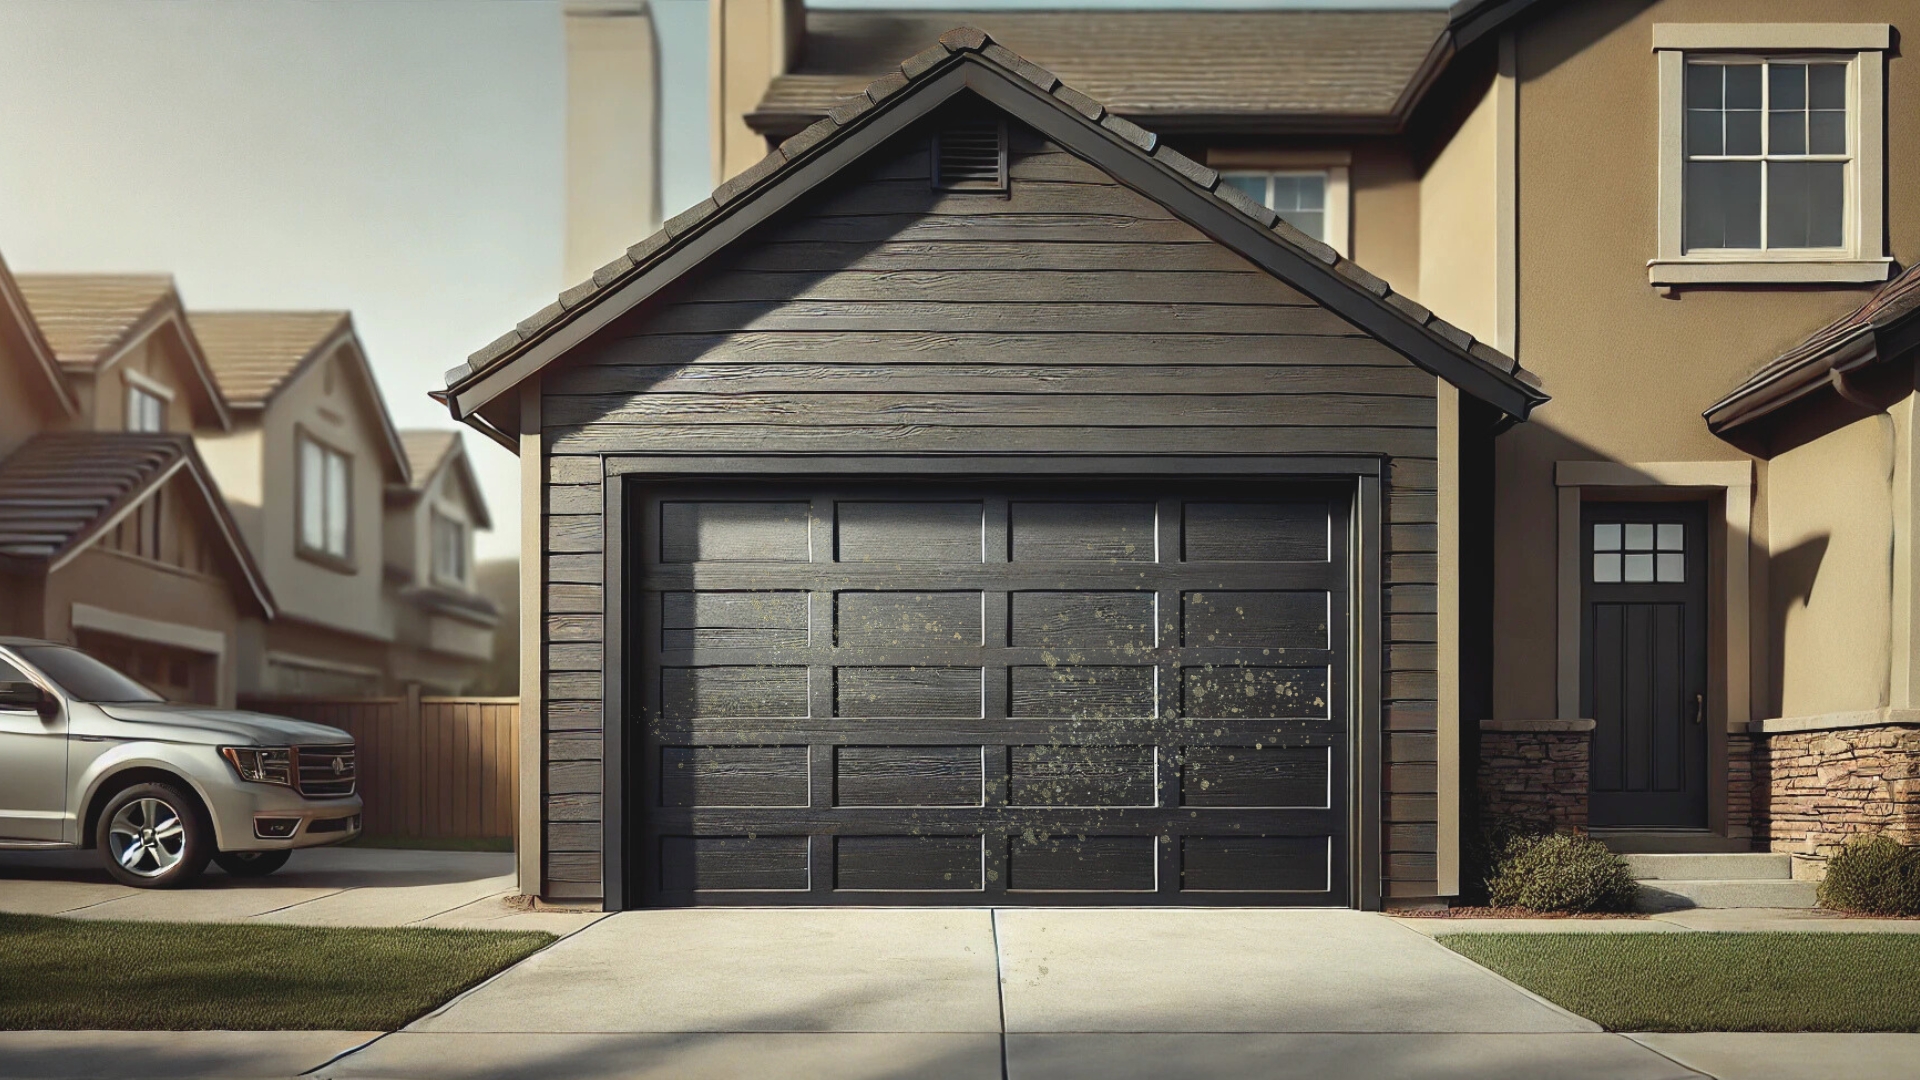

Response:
(0, 432), (273, 615)
(398, 430), (459, 493)
(13, 275), (176, 372)
(1707, 264), (1920, 435)
(750, 9), (1449, 136)
(444, 25), (1546, 426)
(188, 310), (351, 408)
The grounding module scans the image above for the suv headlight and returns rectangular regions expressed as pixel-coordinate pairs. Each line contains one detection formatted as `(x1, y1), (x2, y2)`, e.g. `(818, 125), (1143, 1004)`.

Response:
(221, 746), (293, 786)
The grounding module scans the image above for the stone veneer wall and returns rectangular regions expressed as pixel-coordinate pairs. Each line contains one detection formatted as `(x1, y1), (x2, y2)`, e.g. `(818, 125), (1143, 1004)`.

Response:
(1727, 732), (1757, 842)
(1757, 722), (1920, 859)
(1477, 720), (1594, 833)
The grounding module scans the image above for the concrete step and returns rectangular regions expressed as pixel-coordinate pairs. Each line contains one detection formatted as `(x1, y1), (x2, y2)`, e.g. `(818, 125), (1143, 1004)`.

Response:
(1635, 878), (1820, 912)
(1591, 829), (1753, 854)
(1624, 852), (1793, 881)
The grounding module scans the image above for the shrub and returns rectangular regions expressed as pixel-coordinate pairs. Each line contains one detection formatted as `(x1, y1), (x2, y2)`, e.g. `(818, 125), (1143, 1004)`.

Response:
(1487, 832), (1640, 913)
(1818, 834), (1920, 916)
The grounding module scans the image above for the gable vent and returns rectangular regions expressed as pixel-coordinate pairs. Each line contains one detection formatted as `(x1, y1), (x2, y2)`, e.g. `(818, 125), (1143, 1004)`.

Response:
(933, 119), (1007, 192)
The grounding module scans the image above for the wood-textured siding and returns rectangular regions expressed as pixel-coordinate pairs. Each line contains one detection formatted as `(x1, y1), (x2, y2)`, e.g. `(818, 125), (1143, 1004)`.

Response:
(538, 118), (1441, 901)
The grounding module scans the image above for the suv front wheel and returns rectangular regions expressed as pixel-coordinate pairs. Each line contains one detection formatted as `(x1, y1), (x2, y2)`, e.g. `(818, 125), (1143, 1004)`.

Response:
(97, 782), (214, 889)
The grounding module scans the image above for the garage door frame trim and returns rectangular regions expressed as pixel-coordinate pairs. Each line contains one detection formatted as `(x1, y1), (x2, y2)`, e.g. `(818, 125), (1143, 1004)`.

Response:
(599, 453), (1385, 911)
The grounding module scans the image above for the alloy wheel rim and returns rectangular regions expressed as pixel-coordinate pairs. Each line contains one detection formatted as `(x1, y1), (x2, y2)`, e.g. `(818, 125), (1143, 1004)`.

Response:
(108, 797), (185, 878)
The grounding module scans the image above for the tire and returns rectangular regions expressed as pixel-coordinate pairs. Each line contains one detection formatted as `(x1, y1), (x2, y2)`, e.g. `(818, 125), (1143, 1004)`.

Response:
(96, 781), (214, 889)
(214, 850), (291, 877)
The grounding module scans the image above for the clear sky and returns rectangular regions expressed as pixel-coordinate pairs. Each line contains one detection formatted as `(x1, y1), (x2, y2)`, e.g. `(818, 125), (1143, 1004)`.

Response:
(0, 0), (1444, 560)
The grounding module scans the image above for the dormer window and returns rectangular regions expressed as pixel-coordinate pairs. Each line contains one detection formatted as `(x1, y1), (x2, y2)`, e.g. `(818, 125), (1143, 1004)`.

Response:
(432, 509), (468, 586)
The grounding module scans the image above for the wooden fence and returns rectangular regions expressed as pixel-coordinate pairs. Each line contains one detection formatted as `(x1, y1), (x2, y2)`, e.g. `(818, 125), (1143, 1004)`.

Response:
(239, 692), (519, 840)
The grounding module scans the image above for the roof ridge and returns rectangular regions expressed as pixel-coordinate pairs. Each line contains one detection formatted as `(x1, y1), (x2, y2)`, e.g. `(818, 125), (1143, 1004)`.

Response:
(445, 24), (1541, 417)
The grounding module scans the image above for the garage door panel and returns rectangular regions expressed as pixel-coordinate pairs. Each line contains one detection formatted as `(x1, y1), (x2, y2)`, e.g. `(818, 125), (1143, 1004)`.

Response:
(1008, 591), (1157, 648)
(835, 501), (985, 562)
(660, 666), (810, 719)
(660, 835), (812, 892)
(660, 501), (812, 562)
(835, 835), (985, 891)
(634, 480), (1353, 906)
(1181, 501), (1331, 562)
(661, 591), (811, 649)
(834, 591), (984, 647)
(833, 746), (986, 807)
(1008, 836), (1158, 892)
(659, 746), (811, 807)
(1008, 745), (1158, 807)
(834, 666), (984, 718)
(1009, 501), (1158, 561)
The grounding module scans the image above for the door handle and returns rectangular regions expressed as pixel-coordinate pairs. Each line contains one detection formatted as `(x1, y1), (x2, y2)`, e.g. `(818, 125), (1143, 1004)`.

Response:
(1693, 693), (1705, 726)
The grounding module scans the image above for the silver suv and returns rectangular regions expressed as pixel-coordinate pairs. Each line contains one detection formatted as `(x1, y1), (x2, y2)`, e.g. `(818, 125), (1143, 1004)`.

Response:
(0, 639), (363, 888)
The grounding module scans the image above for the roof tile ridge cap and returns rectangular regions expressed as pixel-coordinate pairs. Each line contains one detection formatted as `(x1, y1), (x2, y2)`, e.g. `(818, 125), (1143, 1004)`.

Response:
(452, 32), (976, 391)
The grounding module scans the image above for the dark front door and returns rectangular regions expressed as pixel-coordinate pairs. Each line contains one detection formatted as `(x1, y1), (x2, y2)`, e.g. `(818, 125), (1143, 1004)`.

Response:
(629, 478), (1353, 906)
(1582, 502), (1709, 828)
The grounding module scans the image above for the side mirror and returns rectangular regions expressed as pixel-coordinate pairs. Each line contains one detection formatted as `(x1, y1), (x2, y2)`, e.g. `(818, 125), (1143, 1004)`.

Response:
(0, 682), (56, 718)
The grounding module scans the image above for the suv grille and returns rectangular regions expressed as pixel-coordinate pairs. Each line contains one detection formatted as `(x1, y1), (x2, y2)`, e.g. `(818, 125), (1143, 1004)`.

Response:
(295, 745), (356, 797)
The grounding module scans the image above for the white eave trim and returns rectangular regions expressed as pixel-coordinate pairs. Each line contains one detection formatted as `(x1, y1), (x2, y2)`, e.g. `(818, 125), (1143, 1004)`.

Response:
(1652, 23), (1891, 51)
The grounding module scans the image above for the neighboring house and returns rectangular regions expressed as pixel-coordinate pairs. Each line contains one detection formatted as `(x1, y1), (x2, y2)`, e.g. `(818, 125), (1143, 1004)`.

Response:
(385, 430), (500, 693)
(451, 1), (1920, 908)
(0, 261), (273, 706)
(190, 312), (496, 697)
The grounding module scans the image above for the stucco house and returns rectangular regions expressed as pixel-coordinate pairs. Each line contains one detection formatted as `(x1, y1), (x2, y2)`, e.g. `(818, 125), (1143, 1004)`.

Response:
(385, 430), (500, 692)
(0, 262), (273, 707)
(448, 0), (1920, 908)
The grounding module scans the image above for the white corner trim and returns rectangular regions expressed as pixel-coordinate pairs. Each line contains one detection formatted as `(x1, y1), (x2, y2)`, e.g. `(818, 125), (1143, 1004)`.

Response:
(122, 367), (177, 401)
(1652, 23), (1891, 52)
(1553, 461), (1755, 728)
(1648, 259), (1894, 285)
(70, 603), (226, 658)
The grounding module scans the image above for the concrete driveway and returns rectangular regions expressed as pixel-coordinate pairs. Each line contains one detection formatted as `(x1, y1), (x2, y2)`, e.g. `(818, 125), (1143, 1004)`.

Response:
(315, 908), (1707, 1080)
(0, 845), (593, 932)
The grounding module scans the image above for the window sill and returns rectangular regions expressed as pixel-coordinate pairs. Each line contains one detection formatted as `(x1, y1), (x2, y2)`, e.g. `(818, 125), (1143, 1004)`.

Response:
(296, 546), (358, 576)
(1647, 257), (1892, 285)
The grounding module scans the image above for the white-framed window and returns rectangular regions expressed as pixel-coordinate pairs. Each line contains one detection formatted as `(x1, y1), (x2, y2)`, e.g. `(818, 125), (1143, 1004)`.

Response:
(1651, 24), (1890, 285)
(1220, 171), (1331, 245)
(431, 509), (467, 586)
(297, 432), (352, 564)
(125, 384), (165, 432)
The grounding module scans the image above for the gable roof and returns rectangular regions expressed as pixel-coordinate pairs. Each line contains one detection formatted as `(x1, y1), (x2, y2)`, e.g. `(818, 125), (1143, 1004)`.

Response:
(190, 310), (413, 485)
(0, 253), (77, 419)
(444, 26), (1547, 429)
(751, 9), (1449, 138)
(392, 429), (491, 530)
(13, 273), (232, 431)
(0, 432), (274, 616)
(189, 310), (352, 408)
(1706, 264), (1920, 439)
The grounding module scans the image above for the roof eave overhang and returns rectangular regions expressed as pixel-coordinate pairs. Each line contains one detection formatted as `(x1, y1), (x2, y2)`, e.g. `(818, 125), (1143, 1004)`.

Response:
(745, 105), (1407, 142)
(1708, 311), (1920, 440)
(448, 48), (1547, 427)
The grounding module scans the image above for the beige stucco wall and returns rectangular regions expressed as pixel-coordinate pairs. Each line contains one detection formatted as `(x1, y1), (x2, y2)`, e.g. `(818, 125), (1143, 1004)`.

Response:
(1491, 0), (1920, 725)
(86, 329), (198, 433)
(1768, 409), (1904, 717)
(43, 547), (242, 708)
(710, 0), (801, 183)
(0, 335), (51, 458)
(1415, 78), (1501, 345)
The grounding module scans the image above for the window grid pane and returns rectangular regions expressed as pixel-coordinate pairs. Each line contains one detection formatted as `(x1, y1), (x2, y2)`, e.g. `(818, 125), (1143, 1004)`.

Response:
(1222, 171), (1329, 243)
(1683, 58), (1850, 254)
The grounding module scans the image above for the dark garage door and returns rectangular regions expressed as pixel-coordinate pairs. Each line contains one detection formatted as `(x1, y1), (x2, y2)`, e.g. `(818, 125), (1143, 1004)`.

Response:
(630, 480), (1352, 905)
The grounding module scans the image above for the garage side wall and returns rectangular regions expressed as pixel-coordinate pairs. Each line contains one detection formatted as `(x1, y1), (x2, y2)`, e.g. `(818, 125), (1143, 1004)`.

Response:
(537, 119), (1445, 902)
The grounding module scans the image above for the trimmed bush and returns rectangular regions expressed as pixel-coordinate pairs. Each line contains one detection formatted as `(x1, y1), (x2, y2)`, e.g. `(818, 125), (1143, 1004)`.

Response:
(1487, 832), (1639, 913)
(1818, 834), (1920, 916)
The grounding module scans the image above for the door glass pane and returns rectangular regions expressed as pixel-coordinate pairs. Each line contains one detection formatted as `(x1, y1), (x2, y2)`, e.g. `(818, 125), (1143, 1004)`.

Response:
(1656, 523), (1684, 551)
(1657, 553), (1685, 583)
(1594, 553), (1622, 583)
(1623, 553), (1655, 583)
(1594, 523), (1621, 551)
(1768, 162), (1845, 248)
(1624, 523), (1654, 550)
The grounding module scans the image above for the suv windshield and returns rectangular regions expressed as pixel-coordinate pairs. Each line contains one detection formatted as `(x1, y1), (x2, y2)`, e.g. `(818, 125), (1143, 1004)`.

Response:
(12, 646), (163, 703)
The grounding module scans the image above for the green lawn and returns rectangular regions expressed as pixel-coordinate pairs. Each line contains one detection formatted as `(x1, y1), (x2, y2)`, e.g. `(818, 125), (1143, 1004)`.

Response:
(346, 834), (514, 853)
(1441, 932), (1920, 1032)
(0, 914), (552, 1030)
